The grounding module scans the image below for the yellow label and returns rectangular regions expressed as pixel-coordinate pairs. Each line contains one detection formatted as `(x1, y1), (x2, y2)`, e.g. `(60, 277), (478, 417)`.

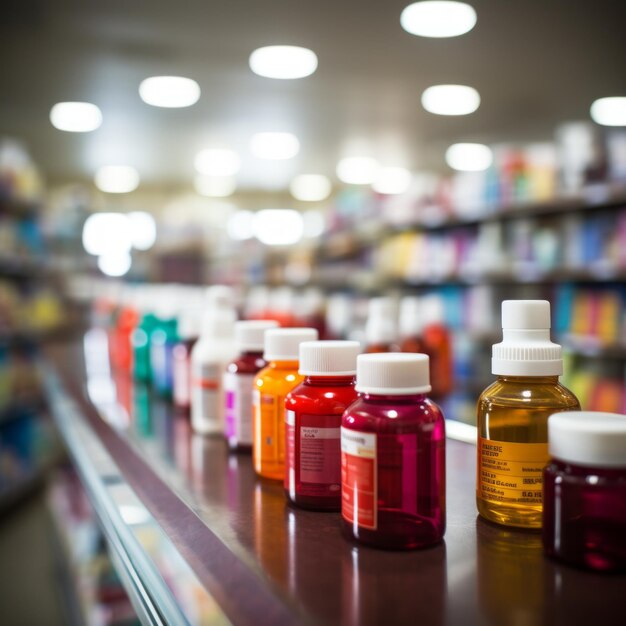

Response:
(478, 438), (548, 505)
(255, 392), (284, 464)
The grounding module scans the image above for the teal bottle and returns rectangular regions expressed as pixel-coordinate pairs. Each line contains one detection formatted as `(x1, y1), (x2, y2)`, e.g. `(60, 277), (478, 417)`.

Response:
(132, 313), (157, 382)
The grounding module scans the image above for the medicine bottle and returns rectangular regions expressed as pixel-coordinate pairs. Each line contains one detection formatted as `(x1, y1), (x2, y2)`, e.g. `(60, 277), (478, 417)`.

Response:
(253, 327), (318, 480)
(225, 320), (278, 451)
(364, 297), (398, 354)
(399, 296), (426, 354)
(341, 353), (446, 549)
(420, 294), (453, 398)
(284, 340), (361, 510)
(543, 411), (626, 572)
(172, 295), (203, 411)
(476, 300), (580, 528)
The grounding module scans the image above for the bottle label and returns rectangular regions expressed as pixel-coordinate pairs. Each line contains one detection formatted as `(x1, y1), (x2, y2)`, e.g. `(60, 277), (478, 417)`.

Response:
(341, 428), (377, 530)
(253, 390), (284, 465)
(191, 362), (222, 430)
(224, 372), (255, 445)
(477, 437), (547, 505)
(285, 411), (342, 498)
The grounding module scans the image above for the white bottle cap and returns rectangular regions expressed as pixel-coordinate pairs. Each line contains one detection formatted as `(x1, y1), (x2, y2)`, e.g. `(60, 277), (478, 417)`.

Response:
(264, 328), (319, 361)
(421, 294), (445, 327)
(235, 320), (279, 352)
(356, 353), (431, 395)
(492, 300), (563, 376)
(202, 307), (236, 338)
(299, 340), (361, 376)
(399, 296), (423, 338)
(549, 411), (626, 468)
(365, 297), (398, 345)
(205, 285), (234, 308)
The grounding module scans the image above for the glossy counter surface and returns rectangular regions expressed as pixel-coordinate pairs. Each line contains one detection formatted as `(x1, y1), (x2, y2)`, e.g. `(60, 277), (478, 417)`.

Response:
(45, 334), (626, 626)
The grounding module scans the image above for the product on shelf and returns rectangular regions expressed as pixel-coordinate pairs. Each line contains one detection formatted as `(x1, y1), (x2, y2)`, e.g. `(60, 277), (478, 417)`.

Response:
(224, 320), (278, 451)
(364, 297), (399, 354)
(341, 353), (446, 549)
(284, 340), (360, 510)
(252, 327), (318, 480)
(542, 411), (626, 572)
(476, 300), (580, 529)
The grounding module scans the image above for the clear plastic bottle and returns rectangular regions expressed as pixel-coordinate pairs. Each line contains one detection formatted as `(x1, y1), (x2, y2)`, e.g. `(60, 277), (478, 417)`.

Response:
(252, 327), (318, 480)
(476, 300), (580, 529)
(341, 353), (446, 549)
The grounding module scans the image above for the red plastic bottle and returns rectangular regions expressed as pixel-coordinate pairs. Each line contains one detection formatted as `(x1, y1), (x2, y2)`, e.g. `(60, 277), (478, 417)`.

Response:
(224, 320), (278, 452)
(420, 295), (453, 398)
(342, 353), (446, 550)
(285, 340), (361, 510)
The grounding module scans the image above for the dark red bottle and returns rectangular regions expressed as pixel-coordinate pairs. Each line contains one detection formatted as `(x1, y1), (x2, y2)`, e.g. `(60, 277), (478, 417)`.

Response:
(543, 411), (626, 572)
(341, 353), (446, 550)
(284, 340), (361, 510)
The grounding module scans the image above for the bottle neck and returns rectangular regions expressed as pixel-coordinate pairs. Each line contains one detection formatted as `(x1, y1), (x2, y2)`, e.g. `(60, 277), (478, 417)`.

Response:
(304, 375), (355, 386)
(269, 360), (299, 370)
(497, 375), (560, 384)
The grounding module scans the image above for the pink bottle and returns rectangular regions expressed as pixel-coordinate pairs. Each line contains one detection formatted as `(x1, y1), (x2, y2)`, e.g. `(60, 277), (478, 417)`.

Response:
(341, 353), (446, 549)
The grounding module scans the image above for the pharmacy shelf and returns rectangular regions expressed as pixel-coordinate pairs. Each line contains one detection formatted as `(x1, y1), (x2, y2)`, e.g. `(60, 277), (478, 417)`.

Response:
(42, 340), (626, 626)
(0, 325), (79, 349)
(0, 196), (39, 218)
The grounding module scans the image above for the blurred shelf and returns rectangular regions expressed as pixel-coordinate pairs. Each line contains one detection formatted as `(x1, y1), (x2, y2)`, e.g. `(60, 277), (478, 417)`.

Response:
(0, 256), (49, 279)
(0, 325), (79, 348)
(0, 196), (40, 219)
(0, 456), (58, 515)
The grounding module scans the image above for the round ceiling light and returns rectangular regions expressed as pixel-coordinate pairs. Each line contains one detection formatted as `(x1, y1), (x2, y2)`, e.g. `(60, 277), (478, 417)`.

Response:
(50, 102), (102, 132)
(289, 174), (332, 201)
(372, 167), (413, 194)
(445, 143), (492, 171)
(401, 1), (477, 38)
(590, 97), (626, 126)
(139, 76), (201, 108)
(98, 251), (132, 277)
(194, 148), (241, 176)
(254, 209), (304, 245)
(250, 132), (300, 160)
(249, 45), (318, 79)
(194, 174), (237, 198)
(336, 157), (380, 185)
(128, 212), (157, 251)
(421, 84), (480, 115)
(94, 165), (140, 193)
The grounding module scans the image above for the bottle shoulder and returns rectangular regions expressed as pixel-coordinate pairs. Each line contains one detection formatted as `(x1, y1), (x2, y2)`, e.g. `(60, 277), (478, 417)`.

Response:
(478, 378), (580, 409)
(343, 397), (444, 432)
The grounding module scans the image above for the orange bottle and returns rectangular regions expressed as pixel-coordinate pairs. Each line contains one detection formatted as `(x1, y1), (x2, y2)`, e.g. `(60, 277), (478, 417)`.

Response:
(252, 328), (318, 480)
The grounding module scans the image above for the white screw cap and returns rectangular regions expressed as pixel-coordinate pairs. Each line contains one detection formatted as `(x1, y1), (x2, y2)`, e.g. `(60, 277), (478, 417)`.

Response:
(299, 340), (361, 376)
(366, 297), (398, 344)
(399, 296), (423, 338)
(356, 353), (431, 395)
(264, 327), (318, 361)
(492, 300), (562, 376)
(235, 320), (279, 352)
(549, 411), (626, 468)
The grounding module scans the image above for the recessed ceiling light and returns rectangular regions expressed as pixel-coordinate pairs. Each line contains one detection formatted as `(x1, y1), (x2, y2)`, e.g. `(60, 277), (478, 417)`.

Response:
(139, 76), (201, 108)
(372, 167), (412, 194)
(94, 166), (140, 193)
(194, 174), (237, 198)
(82, 213), (132, 256)
(250, 132), (300, 160)
(590, 97), (626, 126)
(98, 251), (132, 277)
(254, 209), (304, 245)
(445, 143), (492, 171)
(227, 210), (255, 240)
(128, 212), (157, 250)
(50, 102), (102, 132)
(336, 157), (380, 185)
(289, 174), (332, 201)
(194, 148), (241, 176)
(249, 45), (318, 79)
(421, 84), (480, 115)
(401, 1), (477, 38)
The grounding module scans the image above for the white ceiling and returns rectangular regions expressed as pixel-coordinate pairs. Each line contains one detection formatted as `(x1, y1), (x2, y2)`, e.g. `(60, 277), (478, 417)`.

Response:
(1, 0), (626, 190)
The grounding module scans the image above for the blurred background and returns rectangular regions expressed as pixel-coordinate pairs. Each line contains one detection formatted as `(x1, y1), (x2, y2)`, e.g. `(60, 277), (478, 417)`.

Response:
(1, 1), (626, 623)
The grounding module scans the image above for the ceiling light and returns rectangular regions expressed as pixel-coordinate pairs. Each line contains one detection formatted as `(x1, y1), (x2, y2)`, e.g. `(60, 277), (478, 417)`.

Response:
(590, 97), (626, 126)
(249, 46), (318, 79)
(445, 143), (493, 171)
(227, 211), (255, 240)
(98, 251), (132, 277)
(194, 174), (237, 197)
(372, 167), (412, 194)
(254, 209), (304, 245)
(82, 213), (132, 256)
(95, 166), (140, 193)
(250, 132), (300, 160)
(138, 76), (201, 108)
(336, 157), (380, 185)
(289, 174), (332, 201)
(194, 148), (240, 176)
(400, 1), (477, 38)
(50, 102), (102, 132)
(128, 212), (157, 251)
(421, 84), (480, 115)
